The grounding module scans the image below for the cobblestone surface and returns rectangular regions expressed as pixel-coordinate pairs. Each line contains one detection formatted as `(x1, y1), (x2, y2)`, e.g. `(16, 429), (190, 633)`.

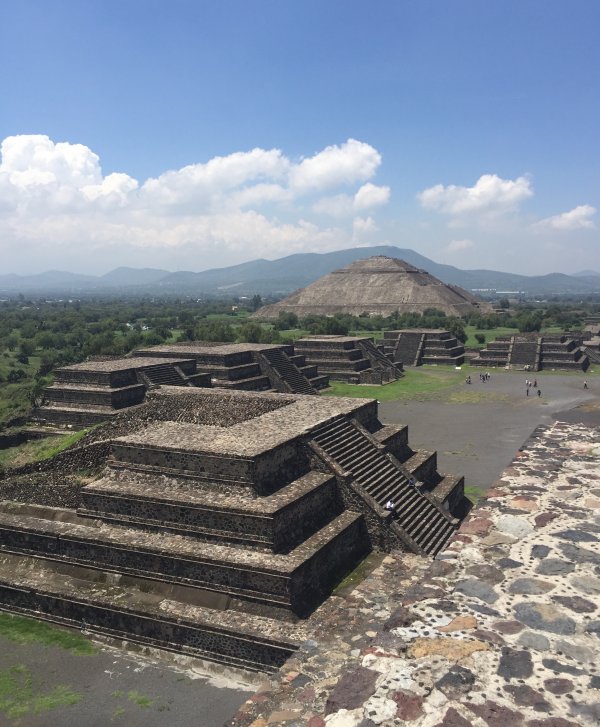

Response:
(56, 356), (193, 372)
(227, 420), (600, 726)
(116, 393), (372, 455)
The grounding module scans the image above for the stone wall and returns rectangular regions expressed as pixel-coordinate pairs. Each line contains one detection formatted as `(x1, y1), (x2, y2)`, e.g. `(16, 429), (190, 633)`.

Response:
(227, 418), (600, 723)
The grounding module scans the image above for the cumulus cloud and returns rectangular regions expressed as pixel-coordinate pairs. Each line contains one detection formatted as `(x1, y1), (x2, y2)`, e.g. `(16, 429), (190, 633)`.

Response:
(312, 183), (390, 217)
(352, 215), (377, 242)
(445, 239), (474, 253)
(1, 134), (390, 269)
(353, 182), (390, 211)
(534, 204), (596, 231)
(290, 139), (381, 193)
(418, 173), (533, 216)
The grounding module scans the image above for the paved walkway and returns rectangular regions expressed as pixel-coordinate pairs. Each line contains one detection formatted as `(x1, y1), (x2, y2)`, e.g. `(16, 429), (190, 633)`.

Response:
(227, 417), (600, 726)
(380, 370), (597, 492)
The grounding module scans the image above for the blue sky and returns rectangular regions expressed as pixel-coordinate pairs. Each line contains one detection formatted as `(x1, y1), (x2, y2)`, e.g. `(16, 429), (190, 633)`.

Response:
(1, 1), (599, 275)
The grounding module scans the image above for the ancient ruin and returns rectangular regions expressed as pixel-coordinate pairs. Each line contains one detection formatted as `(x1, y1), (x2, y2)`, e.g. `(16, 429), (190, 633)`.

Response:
(382, 329), (466, 367)
(254, 256), (489, 318)
(133, 342), (328, 394)
(471, 333), (590, 371)
(0, 387), (467, 672)
(35, 342), (330, 427)
(293, 336), (403, 383)
(228, 418), (600, 725)
(35, 356), (211, 427)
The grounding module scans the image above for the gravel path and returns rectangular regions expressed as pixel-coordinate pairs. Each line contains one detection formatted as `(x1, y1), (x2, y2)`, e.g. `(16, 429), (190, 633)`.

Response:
(379, 370), (597, 492)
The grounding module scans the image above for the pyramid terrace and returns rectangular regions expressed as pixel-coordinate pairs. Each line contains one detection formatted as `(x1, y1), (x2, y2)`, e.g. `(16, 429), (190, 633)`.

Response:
(0, 387), (468, 672)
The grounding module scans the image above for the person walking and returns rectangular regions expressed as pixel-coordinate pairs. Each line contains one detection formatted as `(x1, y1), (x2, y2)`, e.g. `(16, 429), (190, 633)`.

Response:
(584, 380), (588, 389)
(537, 388), (541, 397)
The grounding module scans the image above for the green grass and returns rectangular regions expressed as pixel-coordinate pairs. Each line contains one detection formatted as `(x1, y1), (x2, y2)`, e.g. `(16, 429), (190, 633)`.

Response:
(349, 329), (384, 340)
(112, 689), (157, 709)
(333, 553), (382, 595)
(0, 429), (88, 470)
(0, 614), (97, 655)
(464, 326), (516, 348)
(0, 665), (82, 720)
(464, 484), (485, 504)
(277, 328), (310, 342)
(322, 367), (466, 402)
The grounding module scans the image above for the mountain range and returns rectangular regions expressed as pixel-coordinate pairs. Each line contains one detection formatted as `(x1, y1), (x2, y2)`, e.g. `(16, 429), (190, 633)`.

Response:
(2, 246), (600, 297)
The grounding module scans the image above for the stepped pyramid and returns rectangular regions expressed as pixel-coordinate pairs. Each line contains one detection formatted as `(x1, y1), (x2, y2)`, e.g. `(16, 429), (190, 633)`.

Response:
(0, 388), (468, 672)
(254, 256), (487, 318)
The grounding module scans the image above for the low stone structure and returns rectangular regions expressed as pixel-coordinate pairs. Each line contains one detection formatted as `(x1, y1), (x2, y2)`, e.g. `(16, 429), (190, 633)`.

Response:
(254, 256), (489, 318)
(134, 342), (329, 394)
(293, 336), (403, 384)
(0, 387), (466, 672)
(383, 329), (465, 367)
(227, 418), (600, 725)
(35, 356), (210, 427)
(35, 342), (330, 428)
(471, 334), (590, 371)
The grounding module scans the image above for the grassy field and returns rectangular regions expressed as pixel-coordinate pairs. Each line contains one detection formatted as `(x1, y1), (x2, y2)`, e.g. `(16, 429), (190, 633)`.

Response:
(0, 430), (88, 470)
(0, 614), (96, 656)
(322, 362), (597, 403)
(463, 326), (515, 348)
(322, 367), (467, 401)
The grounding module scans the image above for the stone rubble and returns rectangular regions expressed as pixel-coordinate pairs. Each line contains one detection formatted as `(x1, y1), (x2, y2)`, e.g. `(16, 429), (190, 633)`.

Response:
(227, 419), (600, 727)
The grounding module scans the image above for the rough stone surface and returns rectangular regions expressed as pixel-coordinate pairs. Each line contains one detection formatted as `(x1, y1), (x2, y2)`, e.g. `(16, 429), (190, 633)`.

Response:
(228, 421), (600, 727)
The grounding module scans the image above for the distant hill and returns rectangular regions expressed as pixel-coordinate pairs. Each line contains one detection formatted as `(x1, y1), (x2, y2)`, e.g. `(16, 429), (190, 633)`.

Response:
(100, 267), (171, 286)
(2, 246), (600, 297)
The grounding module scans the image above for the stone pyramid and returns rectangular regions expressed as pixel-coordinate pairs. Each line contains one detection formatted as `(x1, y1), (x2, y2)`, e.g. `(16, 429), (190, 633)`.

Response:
(254, 255), (487, 318)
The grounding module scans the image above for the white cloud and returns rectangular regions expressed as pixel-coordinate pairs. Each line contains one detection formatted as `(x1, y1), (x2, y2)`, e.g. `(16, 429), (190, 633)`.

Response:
(352, 215), (377, 242)
(312, 183), (390, 217)
(312, 193), (354, 217)
(290, 139), (381, 193)
(418, 173), (533, 216)
(534, 204), (596, 231)
(445, 239), (474, 253)
(353, 182), (390, 211)
(1, 134), (391, 270)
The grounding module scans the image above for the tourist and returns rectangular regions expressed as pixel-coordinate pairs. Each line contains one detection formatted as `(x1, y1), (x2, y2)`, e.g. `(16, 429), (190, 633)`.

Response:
(584, 380), (588, 389)
(526, 387), (529, 396)
(384, 499), (395, 512)
(537, 388), (541, 397)
(533, 379), (537, 388)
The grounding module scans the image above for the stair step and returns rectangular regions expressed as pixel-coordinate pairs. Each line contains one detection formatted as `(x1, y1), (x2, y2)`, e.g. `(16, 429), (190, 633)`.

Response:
(0, 552), (304, 673)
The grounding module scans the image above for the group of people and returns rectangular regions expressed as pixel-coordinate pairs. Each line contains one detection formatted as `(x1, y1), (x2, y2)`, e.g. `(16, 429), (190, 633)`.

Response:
(465, 372), (492, 385)
(525, 379), (541, 397)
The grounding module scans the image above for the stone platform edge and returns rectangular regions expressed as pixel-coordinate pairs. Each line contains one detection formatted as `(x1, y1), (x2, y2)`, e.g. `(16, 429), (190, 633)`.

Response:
(226, 418), (600, 727)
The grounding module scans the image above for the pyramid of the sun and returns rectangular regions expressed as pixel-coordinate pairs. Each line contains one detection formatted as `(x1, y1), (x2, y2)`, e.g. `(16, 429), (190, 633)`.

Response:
(254, 256), (487, 318)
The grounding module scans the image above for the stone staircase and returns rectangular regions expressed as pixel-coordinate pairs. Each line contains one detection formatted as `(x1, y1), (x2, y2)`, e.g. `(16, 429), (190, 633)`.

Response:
(134, 343), (329, 393)
(355, 339), (403, 382)
(472, 334), (589, 371)
(309, 418), (457, 556)
(259, 349), (317, 395)
(141, 363), (188, 386)
(293, 337), (401, 384)
(383, 330), (464, 367)
(509, 339), (538, 369)
(35, 357), (209, 427)
(582, 345), (600, 365)
(9, 388), (468, 671)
